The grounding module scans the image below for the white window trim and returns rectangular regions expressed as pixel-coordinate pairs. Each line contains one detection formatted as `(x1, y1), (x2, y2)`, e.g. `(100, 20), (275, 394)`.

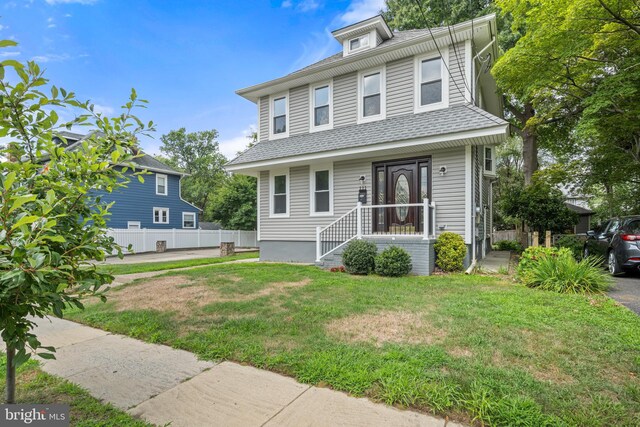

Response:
(483, 145), (497, 176)
(414, 47), (450, 113)
(127, 221), (141, 229)
(309, 80), (333, 133)
(357, 66), (386, 124)
(269, 92), (289, 140)
(153, 207), (170, 224)
(182, 212), (196, 229)
(309, 163), (334, 217)
(156, 173), (168, 196)
(269, 169), (290, 218)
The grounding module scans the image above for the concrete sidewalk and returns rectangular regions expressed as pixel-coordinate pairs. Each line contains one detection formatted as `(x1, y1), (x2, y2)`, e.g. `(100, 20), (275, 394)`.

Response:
(33, 317), (463, 426)
(478, 251), (511, 273)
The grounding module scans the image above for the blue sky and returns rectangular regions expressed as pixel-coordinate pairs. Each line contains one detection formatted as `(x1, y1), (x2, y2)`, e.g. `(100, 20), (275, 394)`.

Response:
(1, 0), (386, 158)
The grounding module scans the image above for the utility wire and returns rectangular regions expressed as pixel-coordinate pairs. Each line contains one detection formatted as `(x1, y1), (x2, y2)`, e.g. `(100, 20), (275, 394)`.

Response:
(442, 0), (475, 102)
(411, 0), (470, 103)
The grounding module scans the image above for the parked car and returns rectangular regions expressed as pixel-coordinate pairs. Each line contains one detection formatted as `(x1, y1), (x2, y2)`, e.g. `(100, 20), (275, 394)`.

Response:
(583, 216), (640, 275)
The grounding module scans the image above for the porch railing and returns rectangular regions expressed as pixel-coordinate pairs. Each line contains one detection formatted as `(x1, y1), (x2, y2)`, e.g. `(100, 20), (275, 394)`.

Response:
(316, 199), (436, 262)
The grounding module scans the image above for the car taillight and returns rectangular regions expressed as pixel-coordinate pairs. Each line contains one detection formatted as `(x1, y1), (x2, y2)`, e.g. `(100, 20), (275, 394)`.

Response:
(629, 257), (640, 261)
(621, 234), (640, 241)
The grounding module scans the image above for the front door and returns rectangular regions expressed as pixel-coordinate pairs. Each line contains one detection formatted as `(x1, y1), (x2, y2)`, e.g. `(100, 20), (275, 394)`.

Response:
(373, 157), (431, 234)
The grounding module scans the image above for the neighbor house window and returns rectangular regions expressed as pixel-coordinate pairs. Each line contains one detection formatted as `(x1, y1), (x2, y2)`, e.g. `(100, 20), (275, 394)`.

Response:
(153, 208), (169, 224)
(182, 212), (196, 229)
(270, 94), (289, 138)
(415, 50), (448, 112)
(358, 68), (385, 123)
(310, 82), (332, 131)
(156, 173), (168, 195)
(310, 165), (333, 215)
(127, 221), (141, 230)
(271, 170), (289, 216)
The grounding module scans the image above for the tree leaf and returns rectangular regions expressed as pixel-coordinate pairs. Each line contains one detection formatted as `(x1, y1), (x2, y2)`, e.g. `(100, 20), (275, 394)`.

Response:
(9, 195), (37, 213)
(11, 215), (40, 230)
(3, 171), (16, 190)
(0, 40), (18, 48)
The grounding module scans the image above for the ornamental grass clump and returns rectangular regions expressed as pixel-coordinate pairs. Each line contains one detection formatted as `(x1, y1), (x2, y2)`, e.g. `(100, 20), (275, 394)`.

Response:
(342, 240), (378, 275)
(375, 246), (412, 277)
(518, 247), (611, 294)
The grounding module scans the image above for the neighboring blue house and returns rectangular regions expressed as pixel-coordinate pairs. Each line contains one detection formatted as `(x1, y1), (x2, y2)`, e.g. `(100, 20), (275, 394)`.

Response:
(55, 131), (200, 230)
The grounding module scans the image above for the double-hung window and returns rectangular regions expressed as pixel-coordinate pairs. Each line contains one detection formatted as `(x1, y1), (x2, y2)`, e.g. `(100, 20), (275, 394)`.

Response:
(310, 165), (333, 216)
(358, 67), (385, 123)
(153, 208), (169, 224)
(271, 170), (289, 217)
(270, 94), (288, 138)
(156, 173), (168, 195)
(310, 82), (332, 131)
(182, 212), (196, 229)
(484, 146), (496, 176)
(415, 50), (448, 112)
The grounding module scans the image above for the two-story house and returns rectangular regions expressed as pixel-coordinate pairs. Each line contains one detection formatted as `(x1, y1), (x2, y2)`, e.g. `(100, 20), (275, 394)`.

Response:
(226, 14), (508, 274)
(55, 131), (200, 230)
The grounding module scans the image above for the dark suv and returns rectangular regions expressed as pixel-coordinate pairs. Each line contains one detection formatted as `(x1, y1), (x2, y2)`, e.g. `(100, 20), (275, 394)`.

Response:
(584, 216), (640, 275)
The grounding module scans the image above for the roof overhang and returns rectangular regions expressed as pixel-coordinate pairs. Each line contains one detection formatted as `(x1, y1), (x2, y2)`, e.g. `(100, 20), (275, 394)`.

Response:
(226, 123), (508, 176)
(331, 15), (393, 43)
(236, 14), (497, 103)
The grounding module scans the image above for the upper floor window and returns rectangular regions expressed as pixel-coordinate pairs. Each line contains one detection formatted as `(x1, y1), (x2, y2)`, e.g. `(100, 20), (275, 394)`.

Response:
(270, 93), (289, 139)
(270, 169), (289, 217)
(310, 82), (332, 131)
(415, 50), (449, 113)
(358, 67), (386, 123)
(156, 173), (168, 195)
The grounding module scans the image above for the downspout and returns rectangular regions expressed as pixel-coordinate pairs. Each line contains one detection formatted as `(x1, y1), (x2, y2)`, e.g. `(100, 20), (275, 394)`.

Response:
(466, 146), (477, 274)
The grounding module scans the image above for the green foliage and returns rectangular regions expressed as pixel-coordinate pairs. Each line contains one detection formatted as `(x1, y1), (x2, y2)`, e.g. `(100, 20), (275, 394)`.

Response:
(517, 246), (571, 280)
(555, 235), (584, 260)
(374, 246), (412, 277)
(434, 232), (467, 272)
(492, 240), (524, 253)
(520, 251), (612, 294)
(208, 174), (257, 230)
(342, 240), (377, 275)
(159, 128), (227, 218)
(500, 178), (578, 234)
(0, 40), (152, 397)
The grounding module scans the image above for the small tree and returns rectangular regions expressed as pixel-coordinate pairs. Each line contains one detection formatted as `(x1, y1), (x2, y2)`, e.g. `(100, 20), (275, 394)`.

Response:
(208, 174), (257, 230)
(0, 41), (152, 403)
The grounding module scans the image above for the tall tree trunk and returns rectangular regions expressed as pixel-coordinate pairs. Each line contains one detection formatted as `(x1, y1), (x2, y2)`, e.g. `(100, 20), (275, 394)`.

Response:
(522, 103), (538, 186)
(5, 343), (15, 404)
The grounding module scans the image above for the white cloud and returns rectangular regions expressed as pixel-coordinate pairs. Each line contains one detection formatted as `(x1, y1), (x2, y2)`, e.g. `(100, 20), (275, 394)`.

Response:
(64, 13), (72, 17)
(282, 0), (320, 12)
(339, 0), (386, 25)
(45, 0), (98, 4)
(0, 24), (5, 30)
(288, 27), (338, 72)
(31, 53), (71, 62)
(219, 126), (256, 160)
(48, 24), (57, 28)
(92, 104), (115, 116)
(47, 17), (54, 22)
(0, 51), (20, 57)
(281, 0), (292, 8)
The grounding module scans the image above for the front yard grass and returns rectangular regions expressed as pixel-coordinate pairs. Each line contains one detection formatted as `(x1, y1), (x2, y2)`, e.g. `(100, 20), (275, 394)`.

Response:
(0, 356), (150, 426)
(66, 263), (640, 426)
(97, 250), (259, 275)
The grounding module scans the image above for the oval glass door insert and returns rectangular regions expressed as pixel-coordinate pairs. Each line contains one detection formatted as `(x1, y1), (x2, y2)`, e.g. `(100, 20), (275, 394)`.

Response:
(395, 174), (410, 221)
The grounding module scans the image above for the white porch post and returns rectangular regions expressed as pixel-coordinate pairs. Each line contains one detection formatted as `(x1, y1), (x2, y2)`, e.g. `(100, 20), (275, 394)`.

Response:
(315, 226), (322, 263)
(423, 198), (430, 240)
(356, 202), (363, 239)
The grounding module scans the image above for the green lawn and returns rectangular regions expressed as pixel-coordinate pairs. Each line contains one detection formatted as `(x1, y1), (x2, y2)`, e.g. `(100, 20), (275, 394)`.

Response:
(66, 263), (640, 426)
(0, 357), (150, 426)
(97, 251), (259, 275)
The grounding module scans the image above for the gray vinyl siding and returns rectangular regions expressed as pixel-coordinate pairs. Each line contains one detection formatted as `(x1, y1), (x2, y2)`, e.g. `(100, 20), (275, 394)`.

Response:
(386, 57), (414, 117)
(259, 147), (467, 241)
(376, 32), (383, 46)
(449, 42), (467, 106)
(289, 85), (309, 136)
(333, 72), (358, 128)
(259, 96), (269, 142)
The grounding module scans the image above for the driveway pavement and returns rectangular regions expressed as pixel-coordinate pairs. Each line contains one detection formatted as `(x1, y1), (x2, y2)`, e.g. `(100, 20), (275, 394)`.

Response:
(33, 317), (463, 427)
(103, 247), (257, 265)
(609, 273), (640, 315)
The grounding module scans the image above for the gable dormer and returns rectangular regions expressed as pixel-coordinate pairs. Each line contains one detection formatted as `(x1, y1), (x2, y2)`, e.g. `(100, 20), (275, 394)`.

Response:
(331, 15), (393, 57)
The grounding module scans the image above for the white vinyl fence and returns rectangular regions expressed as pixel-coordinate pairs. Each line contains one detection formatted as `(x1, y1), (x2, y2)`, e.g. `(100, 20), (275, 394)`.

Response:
(107, 229), (258, 254)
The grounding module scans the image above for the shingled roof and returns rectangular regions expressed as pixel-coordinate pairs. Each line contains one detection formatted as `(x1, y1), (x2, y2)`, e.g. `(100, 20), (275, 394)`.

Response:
(227, 104), (507, 167)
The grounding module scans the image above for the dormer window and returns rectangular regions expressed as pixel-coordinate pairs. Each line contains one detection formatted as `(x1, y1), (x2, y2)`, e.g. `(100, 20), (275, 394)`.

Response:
(349, 35), (369, 52)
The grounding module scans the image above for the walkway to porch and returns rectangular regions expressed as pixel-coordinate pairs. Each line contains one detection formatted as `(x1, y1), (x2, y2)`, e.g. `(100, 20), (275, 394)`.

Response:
(478, 251), (511, 273)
